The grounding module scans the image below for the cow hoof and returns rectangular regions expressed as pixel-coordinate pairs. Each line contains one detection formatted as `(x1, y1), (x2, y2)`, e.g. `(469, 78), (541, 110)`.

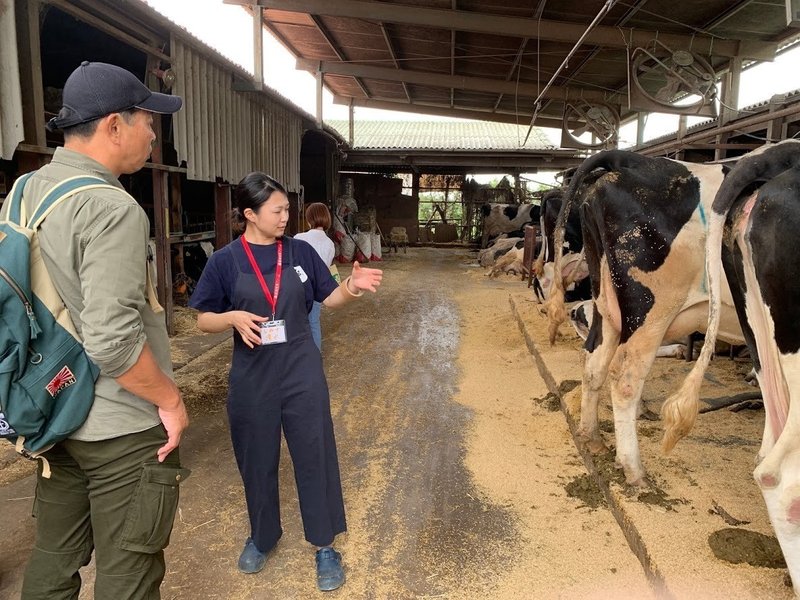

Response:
(617, 462), (647, 487)
(586, 438), (609, 454)
(577, 430), (608, 455)
(626, 475), (648, 488)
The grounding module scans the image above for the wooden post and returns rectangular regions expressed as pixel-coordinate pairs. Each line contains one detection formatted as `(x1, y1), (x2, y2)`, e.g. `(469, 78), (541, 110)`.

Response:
(636, 112), (645, 147)
(316, 69), (323, 128)
(253, 6), (263, 89)
(215, 183), (232, 248)
(348, 99), (354, 146)
(15, 0), (46, 147)
(152, 169), (173, 334)
(676, 115), (687, 160)
(767, 95), (788, 142)
(146, 57), (174, 333)
(169, 172), (183, 234)
(412, 171), (420, 243)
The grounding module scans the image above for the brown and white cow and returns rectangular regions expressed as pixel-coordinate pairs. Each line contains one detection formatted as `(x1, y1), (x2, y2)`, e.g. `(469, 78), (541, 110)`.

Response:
(545, 150), (744, 486)
(662, 140), (800, 587)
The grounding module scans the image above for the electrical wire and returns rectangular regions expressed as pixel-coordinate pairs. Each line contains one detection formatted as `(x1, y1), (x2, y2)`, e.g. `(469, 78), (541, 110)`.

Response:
(523, 0), (620, 145)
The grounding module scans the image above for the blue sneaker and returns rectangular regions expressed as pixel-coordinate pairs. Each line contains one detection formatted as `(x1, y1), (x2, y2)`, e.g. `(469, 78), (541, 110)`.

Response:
(237, 538), (267, 574)
(315, 547), (345, 591)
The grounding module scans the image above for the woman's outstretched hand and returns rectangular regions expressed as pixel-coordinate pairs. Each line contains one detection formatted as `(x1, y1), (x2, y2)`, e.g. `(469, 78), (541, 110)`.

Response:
(350, 261), (383, 293)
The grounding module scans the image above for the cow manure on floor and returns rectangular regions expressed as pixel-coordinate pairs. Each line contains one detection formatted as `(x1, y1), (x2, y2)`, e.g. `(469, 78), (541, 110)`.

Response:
(588, 452), (627, 487)
(635, 486), (683, 510)
(638, 425), (659, 439)
(708, 528), (787, 568)
(558, 380), (580, 396)
(533, 392), (561, 412)
(565, 474), (607, 509)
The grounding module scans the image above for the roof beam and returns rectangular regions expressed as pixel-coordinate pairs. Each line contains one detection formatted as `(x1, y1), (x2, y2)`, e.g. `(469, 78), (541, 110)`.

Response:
(332, 95), (569, 129)
(225, 0), (776, 60)
(309, 15), (371, 98)
(299, 59), (618, 104)
(494, 0), (546, 110)
(342, 151), (584, 171)
(379, 23), (411, 102)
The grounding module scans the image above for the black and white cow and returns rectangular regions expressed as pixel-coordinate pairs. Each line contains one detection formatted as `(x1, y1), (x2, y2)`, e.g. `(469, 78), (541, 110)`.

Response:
(533, 189), (584, 272)
(477, 236), (524, 267)
(570, 299), (692, 359)
(545, 150), (745, 486)
(480, 202), (540, 248)
(531, 189), (591, 303)
(662, 140), (800, 586)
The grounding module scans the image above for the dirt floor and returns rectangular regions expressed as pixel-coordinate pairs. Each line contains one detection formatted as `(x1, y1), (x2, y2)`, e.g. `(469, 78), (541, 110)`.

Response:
(0, 247), (791, 599)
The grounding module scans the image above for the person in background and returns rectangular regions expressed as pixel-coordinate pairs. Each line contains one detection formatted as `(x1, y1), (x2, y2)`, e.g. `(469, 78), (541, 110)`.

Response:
(4, 61), (190, 599)
(294, 202), (335, 351)
(189, 172), (382, 592)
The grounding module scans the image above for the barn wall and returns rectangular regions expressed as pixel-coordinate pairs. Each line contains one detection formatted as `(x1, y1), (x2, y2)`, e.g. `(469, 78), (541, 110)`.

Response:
(346, 174), (419, 243)
(171, 36), (303, 191)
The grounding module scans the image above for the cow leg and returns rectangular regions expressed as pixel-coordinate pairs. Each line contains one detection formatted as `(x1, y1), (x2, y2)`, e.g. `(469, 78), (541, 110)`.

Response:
(754, 354), (798, 486)
(757, 439), (800, 590)
(607, 332), (663, 486)
(577, 309), (619, 454)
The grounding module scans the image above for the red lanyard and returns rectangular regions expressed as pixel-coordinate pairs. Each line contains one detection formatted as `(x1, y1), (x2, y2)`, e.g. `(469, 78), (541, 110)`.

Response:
(241, 236), (282, 319)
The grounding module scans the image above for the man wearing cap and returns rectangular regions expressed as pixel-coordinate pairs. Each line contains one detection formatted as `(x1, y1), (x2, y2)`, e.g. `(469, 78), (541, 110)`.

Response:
(3, 61), (189, 599)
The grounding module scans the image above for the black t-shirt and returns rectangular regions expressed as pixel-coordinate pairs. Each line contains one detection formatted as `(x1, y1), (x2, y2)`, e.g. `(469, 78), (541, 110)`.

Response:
(189, 236), (338, 315)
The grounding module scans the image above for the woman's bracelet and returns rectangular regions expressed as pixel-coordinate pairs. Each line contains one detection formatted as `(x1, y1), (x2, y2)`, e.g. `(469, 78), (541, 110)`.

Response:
(342, 275), (364, 298)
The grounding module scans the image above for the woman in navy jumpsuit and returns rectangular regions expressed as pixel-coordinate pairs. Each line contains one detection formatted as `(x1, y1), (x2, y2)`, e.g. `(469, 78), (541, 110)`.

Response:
(189, 172), (382, 591)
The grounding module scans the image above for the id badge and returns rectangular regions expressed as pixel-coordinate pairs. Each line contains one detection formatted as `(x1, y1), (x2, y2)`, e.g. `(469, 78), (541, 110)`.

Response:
(260, 320), (287, 345)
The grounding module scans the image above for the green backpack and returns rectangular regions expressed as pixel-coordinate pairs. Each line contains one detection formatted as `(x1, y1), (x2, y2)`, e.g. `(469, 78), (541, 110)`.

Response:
(0, 172), (116, 473)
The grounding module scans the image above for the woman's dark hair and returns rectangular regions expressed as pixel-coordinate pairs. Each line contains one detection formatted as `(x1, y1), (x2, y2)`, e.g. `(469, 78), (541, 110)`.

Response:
(231, 172), (288, 233)
(304, 202), (331, 230)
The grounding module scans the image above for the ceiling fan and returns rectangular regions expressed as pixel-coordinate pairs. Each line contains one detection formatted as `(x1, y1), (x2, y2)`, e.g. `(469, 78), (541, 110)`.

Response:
(629, 39), (717, 116)
(561, 101), (620, 149)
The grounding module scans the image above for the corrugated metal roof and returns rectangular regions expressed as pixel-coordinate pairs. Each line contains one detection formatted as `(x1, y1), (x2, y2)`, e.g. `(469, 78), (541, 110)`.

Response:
(326, 120), (555, 151)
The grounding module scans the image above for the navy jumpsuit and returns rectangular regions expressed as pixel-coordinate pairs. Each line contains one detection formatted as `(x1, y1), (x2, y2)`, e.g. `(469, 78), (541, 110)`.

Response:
(194, 237), (346, 553)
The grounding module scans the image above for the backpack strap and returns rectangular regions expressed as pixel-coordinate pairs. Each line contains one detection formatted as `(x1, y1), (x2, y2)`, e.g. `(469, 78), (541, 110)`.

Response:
(5, 171), (37, 225)
(28, 176), (118, 229)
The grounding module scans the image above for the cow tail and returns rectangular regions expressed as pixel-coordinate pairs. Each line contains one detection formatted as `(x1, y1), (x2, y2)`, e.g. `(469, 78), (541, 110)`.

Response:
(661, 208), (726, 453)
(532, 196), (550, 278)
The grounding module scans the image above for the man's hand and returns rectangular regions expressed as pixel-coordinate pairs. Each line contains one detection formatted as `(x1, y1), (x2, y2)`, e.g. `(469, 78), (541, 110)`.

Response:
(157, 398), (189, 462)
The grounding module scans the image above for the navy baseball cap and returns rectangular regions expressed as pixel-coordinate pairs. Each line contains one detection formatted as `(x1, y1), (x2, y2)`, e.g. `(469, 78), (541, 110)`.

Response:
(47, 61), (182, 131)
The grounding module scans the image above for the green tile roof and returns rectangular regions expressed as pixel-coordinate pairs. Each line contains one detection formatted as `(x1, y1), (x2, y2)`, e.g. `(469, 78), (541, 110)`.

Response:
(326, 120), (555, 151)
